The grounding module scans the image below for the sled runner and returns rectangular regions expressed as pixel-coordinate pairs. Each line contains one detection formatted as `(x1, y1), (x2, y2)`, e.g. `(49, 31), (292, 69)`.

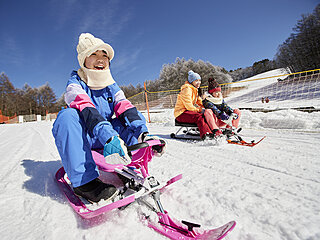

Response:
(226, 135), (266, 147)
(171, 120), (265, 147)
(55, 139), (236, 239)
(170, 120), (202, 140)
(222, 127), (266, 147)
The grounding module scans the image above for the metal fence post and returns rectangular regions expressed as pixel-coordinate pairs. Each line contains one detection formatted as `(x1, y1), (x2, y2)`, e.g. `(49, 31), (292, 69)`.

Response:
(144, 82), (151, 123)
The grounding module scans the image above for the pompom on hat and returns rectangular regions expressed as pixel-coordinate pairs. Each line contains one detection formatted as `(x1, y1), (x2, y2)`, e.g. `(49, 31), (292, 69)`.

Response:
(188, 70), (201, 83)
(77, 33), (114, 68)
(208, 77), (221, 94)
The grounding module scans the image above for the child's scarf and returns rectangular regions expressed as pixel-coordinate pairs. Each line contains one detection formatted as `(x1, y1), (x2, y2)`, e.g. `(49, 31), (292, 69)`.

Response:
(206, 94), (223, 105)
(78, 68), (115, 90)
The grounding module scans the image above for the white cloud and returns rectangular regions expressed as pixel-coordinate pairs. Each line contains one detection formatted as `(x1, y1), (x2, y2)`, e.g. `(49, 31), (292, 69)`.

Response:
(48, 0), (79, 31)
(75, 0), (133, 41)
(113, 47), (142, 73)
(0, 36), (24, 66)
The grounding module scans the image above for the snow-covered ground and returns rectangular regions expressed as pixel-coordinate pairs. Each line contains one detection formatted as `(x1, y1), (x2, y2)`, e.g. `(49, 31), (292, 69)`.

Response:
(0, 70), (320, 240)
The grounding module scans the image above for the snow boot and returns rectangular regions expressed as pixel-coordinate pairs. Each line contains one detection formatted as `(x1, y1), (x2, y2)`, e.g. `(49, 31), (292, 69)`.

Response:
(222, 128), (233, 139)
(74, 178), (118, 203)
(202, 129), (222, 140)
(212, 129), (223, 138)
(201, 133), (213, 140)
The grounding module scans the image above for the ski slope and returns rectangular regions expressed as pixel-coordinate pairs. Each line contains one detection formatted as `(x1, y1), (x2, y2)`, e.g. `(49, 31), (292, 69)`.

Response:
(226, 69), (320, 109)
(0, 70), (320, 240)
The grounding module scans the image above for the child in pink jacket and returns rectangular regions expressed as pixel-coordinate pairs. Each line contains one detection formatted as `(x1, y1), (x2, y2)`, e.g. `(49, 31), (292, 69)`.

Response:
(202, 78), (241, 136)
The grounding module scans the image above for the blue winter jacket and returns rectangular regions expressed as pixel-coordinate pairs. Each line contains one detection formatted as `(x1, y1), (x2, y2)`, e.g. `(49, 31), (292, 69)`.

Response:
(64, 71), (148, 145)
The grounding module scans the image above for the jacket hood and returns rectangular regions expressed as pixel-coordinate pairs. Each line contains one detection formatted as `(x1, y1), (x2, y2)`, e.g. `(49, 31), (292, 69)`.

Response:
(181, 81), (197, 90)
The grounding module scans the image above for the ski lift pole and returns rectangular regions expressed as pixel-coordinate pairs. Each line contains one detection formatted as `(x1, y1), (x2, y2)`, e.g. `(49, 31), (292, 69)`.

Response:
(144, 81), (151, 123)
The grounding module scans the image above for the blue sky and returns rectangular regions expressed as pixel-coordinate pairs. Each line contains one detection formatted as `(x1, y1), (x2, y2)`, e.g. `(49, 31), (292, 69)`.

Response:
(0, 0), (318, 97)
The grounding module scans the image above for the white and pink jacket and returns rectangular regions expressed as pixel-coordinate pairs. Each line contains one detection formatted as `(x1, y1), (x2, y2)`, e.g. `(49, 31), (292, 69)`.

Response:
(64, 71), (148, 145)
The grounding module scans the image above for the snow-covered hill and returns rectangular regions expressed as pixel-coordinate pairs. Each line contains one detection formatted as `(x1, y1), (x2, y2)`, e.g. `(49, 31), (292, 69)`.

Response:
(226, 69), (320, 109)
(0, 70), (319, 240)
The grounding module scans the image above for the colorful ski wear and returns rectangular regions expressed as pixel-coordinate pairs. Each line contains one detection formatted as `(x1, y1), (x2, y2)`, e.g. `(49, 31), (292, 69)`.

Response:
(202, 98), (241, 129)
(203, 98), (233, 116)
(174, 81), (213, 138)
(52, 71), (148, 187)
(175, 110), (214, 138)
(174, 81), (203, 118)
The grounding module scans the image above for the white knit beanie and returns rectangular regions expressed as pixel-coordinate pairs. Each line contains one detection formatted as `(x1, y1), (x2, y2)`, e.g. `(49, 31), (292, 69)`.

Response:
(77, 33), (114, 68)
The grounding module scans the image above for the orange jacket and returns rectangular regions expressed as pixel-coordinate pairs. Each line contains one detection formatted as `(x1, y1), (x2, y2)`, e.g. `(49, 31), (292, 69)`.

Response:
(174, 81), (203, 118)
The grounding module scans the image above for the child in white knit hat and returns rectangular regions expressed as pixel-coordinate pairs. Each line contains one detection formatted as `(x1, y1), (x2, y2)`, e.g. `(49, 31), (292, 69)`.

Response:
(52, 33), (164, 203)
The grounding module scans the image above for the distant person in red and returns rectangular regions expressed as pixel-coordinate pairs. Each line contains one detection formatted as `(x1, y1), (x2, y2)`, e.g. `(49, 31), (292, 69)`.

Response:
(265, 97), (270, 103)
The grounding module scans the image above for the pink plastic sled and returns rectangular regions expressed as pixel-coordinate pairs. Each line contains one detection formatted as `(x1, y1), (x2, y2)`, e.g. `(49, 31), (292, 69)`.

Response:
(56, 139), (235, 239)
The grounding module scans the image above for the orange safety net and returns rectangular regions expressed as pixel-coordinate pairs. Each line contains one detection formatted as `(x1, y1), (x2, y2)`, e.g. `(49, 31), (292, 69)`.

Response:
(0, 110), (17, 124)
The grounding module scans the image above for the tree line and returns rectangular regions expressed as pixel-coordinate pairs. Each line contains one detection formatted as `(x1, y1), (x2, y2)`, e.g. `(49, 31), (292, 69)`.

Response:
(229, 4), (319, 79)
(0, 72), (65, 117)
(120, 57), (278, 98)
(121, 58), (235, 98)
(228, 59), (278, 82)
(275, 4), (319, 72)
(150, 58), (233, 91)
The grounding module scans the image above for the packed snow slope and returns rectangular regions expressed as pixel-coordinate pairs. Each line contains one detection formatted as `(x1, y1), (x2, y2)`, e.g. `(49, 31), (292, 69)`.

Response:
(0, 69), (319, 240)
(226, 68), (320, 109)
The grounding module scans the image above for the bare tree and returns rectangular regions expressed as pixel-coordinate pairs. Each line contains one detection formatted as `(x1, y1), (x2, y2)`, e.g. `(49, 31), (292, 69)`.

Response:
(275, 4), (320, 71)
